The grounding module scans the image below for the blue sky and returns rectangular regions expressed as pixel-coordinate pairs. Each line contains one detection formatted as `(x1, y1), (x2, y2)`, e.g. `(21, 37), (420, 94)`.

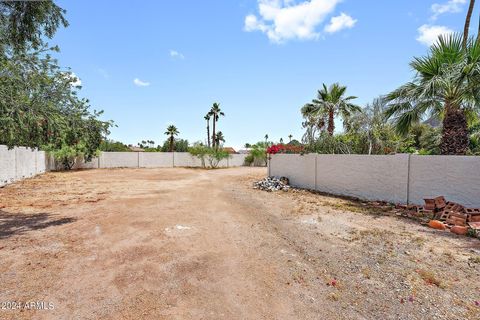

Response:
(53, 0), (476, 149)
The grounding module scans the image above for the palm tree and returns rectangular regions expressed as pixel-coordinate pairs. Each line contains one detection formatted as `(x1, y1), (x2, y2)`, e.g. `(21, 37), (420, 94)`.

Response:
(264, 134), (269, 145)
(204, 114), (211, 147)
(385, 34), (480, 155)
(302, 83), (361, 136)
(209, 102), (225, 148)
(164, 125), (179, 152)
(215, 131), (225, 147)
(464, 0), (476, 48)
(288, 134), (293, 142)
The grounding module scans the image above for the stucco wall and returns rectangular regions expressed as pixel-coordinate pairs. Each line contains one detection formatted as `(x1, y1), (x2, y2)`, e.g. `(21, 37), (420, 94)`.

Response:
(99, 152), (139, 168)
(409, 155), (480, 207)
(0, 145), (16, 186)
(140, 153), (174, 168)
(0, 145), (47, 187)
(173, 152), (204, 167)
(229, 154), (248, 167)
(315, 154), (409, 204)
(270, 154), (316, 189)
(269, 153), (480, 206)
(14, 147), (37, 180)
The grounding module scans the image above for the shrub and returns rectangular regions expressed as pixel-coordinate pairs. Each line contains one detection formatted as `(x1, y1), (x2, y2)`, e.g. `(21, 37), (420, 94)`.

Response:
(267, 144), (304, 155)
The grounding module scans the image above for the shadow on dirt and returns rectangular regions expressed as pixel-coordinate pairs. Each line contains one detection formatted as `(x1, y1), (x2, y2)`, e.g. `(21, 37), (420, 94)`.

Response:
(0, 210), (76, 239)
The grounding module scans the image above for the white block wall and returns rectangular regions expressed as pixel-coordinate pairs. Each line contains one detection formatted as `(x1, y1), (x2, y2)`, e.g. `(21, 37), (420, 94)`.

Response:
(0, 145), (47, 187)
(140, 153), (174, 168)
(0, 145), (16, 186)
(269, 154), (316, 189)
(99, 152), (139, 168)
(269, 153), (480, 207)
(173, 152), (204, 167)
(409, 155), (480, 207)
(315, 154), (409, 204)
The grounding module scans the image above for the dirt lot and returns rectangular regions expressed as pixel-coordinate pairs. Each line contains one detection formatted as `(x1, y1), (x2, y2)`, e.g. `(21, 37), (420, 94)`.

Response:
(0, 167), (479, 319)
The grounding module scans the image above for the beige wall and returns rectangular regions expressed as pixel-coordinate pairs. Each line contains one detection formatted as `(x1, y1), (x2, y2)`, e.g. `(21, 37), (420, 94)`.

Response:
(269, 154), (480, 207)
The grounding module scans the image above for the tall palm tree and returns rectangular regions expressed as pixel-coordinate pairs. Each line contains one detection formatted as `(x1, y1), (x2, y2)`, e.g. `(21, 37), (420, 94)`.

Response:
(385, 34), (480, 155)
(204, 114), (211, 147)
(464, 0), (476, 48)
(302, 83), (361, 136)
(164, 125), (179, 152)
(215, 131), (225, 147)
(209, 102), (224, 148)
(264, 134), (269, 145)
(288, 134), (293, 142)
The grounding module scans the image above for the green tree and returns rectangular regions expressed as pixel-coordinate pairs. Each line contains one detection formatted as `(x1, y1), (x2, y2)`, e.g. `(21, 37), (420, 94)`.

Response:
(165, 125), (179, 152)
(0, 1), (68, 52)
(209, 103), (224, 148)
(302, 83), (361, 136)
(385, 34), (480, 155)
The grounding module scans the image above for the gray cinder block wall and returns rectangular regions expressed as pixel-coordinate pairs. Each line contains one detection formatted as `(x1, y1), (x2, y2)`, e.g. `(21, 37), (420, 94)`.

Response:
(269, 153), (480, 207)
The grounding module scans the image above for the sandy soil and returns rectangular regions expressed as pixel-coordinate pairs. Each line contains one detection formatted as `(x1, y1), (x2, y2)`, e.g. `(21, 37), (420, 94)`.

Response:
(0, 167), (479, 320)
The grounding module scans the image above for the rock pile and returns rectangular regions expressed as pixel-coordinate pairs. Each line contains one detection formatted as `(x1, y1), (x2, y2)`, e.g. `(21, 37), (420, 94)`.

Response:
(254, 176), (290, 192)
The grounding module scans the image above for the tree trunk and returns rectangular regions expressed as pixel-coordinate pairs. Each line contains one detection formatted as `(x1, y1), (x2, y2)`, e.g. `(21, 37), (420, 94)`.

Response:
(169, 135), (174, 152)
(327, 109), (335, 136)
(212, 117), (216, 148)
(441, 104), (469, 155)
(206, 120), (211, 147)
(464, 0), (476, 48)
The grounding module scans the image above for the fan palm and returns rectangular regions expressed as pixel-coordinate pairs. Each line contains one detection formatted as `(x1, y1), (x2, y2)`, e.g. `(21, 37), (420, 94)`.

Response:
(215, 131), (225, 147)
(204, 113), (211, 147)
(164, 125), (179, 152)
(464, 0), (476, 47)
(302, 83), (361, 136)
(209, 102), (225, 148)
(385, 34), (480, 155)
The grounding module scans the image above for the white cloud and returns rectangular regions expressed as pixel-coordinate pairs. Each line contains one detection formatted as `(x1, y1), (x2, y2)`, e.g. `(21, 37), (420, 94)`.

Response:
(133, 78), (150, 87)
(416, 24), (454, 46)
(431, 0), (466, 20)
(170, 50), (185, 59)
(244, 0), (354, 43)
(324, 12), (357, 33)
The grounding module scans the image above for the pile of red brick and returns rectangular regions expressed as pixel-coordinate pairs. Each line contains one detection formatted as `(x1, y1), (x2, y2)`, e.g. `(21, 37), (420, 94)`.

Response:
(422, 196), (480, 235)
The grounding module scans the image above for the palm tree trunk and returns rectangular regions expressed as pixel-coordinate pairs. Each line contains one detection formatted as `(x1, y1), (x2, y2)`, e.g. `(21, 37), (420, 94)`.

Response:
(206, 120), (211, 147)
(169, 135), (174, 152)
(327, 109), (335, 135)
(212, 117), (216, 148)
(441, 103), (469, 155)
(464, 0), (476, 48)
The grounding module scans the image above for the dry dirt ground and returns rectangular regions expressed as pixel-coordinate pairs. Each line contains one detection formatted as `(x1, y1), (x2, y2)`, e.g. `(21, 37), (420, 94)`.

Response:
(0, 167), (479, 320)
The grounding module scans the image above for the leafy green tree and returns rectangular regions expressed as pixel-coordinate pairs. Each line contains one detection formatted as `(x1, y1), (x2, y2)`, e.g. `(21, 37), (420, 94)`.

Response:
(302, 83), (361, 136)
(0, 1), (68, 52)
(165, 125), (179, 152)
(385, 34), (480, 155)
(209, 103), (224, 148)
(100, 140), (130, 152)
(160, 139), (189, 152)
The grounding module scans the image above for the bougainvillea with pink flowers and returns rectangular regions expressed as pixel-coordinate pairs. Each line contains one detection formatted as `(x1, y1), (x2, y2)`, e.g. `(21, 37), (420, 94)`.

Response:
(266, 144), (304, 155)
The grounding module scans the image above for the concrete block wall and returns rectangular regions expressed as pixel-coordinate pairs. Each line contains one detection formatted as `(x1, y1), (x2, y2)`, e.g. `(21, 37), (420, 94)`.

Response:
(408, 155), (480, 207)
(269, 153), (480, 207)
(141, 153), (174, 168)
(0, 145), (47, 187)
(315, 154), (409, 204)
